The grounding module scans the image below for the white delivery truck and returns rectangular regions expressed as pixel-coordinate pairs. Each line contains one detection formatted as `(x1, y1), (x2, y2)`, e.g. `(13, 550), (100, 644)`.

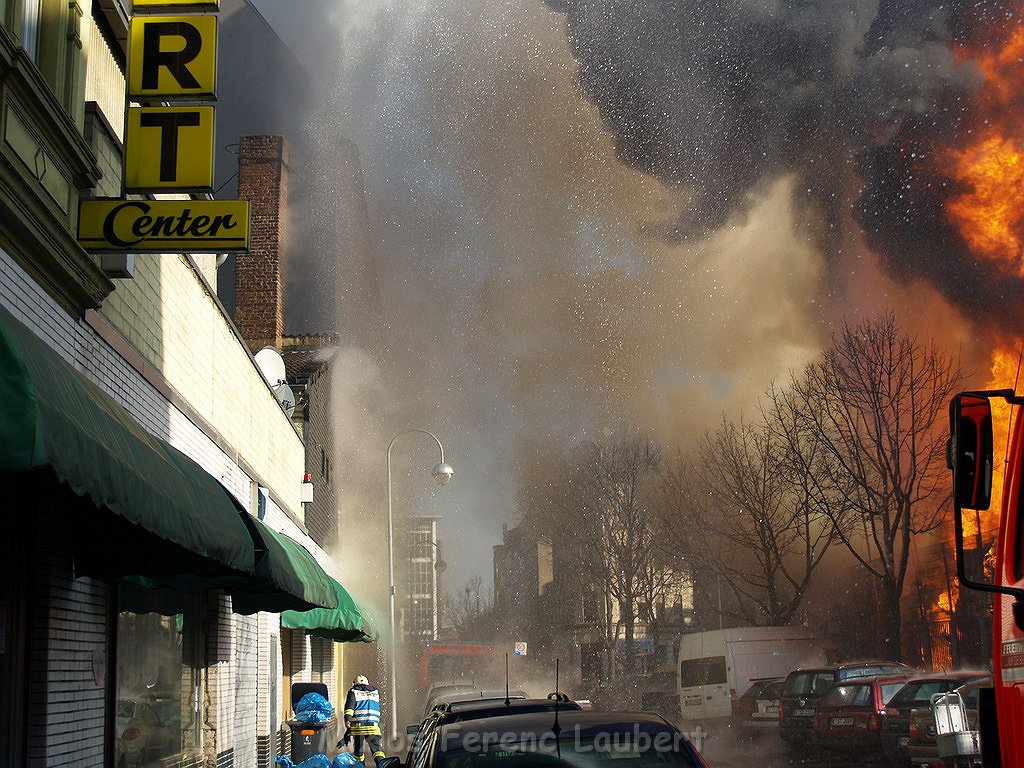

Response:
(677, 626), (831, 721)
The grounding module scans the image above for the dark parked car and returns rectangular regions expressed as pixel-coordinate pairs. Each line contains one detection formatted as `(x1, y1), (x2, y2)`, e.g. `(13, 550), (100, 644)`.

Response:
(812, 675), (911, 761)
(397, 710), (708, 768)
(732, 678), (784, 733)
(405, 695), (577, 766)
(905, 676), (990, 768)
(422, 683), (479, 715)
(879, 672), (990, 768)
(779, 662), (914, 748)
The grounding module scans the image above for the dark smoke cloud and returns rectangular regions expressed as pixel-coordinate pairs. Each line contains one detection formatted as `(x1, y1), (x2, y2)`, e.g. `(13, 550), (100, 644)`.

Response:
(547, 0), (1024, 325)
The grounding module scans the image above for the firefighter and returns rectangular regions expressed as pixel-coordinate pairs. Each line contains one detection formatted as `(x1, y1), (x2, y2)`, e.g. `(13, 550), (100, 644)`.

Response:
(342, 674), (386, 767)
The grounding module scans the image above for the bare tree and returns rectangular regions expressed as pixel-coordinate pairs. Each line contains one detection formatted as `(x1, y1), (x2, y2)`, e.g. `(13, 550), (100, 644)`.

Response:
(769, 311), (962, 659)
(657, 414), (837, 626)
(566, 431), (668, 678)
(446, 575), (496, 640)
(525, 430), (673, 683)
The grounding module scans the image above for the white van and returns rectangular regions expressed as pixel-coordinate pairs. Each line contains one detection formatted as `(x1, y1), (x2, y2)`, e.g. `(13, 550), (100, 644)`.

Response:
(677, 626), (830, 721)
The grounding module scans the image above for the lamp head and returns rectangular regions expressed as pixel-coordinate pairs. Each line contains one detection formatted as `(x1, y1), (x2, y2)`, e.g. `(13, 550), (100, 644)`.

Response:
(432, 462), (455, 486)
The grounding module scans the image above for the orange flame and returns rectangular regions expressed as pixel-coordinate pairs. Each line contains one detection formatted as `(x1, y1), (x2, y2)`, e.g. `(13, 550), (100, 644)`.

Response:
(944, 26), (1024, 269)
(925, 24), (1024, 624)
(945, 135), (1024, 267)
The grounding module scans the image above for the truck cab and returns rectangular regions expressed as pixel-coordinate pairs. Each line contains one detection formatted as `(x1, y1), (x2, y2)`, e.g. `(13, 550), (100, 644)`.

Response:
(948, 391), (1024, 768)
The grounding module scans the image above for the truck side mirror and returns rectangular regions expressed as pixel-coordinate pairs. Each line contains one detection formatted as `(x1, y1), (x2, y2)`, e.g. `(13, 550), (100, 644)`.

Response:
(949, 393), (994, 510)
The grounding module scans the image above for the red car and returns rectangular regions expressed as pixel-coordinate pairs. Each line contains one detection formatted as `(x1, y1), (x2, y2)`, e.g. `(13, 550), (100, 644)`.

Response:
(812, 674), (911, 759)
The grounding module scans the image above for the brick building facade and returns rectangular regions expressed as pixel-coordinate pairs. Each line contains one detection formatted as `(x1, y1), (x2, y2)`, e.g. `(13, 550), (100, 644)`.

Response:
(0, 4), (370, 768)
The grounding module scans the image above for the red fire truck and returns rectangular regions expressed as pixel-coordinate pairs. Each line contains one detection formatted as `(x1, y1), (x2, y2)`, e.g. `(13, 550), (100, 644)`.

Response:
(416, 642), (503, 689)
(949, 391), (1024, 768)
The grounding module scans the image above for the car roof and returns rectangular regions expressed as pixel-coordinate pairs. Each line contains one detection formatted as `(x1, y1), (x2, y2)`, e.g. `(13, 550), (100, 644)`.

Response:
(446, 697), (579, 714)
(432, 689), (529, 705)
(903, 671), (989, 684)
(954, 675), (993, 691)
(435, 699), (584, 725)
(428, 683), (477, 693)
(439, 710), (677, 743)
(829, 674), (910, 684)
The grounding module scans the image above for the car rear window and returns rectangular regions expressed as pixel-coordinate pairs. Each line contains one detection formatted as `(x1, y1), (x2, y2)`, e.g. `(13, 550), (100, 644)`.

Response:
(889, 681), (955, 706)
(784, 672), (834, 696)
(738, 685), (762, 702)
(679, 656), (727, 687)
(881, 683), (906, 704)
(836, 665), (906, 680)
(821, 684), (871, 707)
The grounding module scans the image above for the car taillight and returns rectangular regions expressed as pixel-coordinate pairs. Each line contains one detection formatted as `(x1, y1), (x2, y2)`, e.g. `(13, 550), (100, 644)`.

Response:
(909, 715), (920, 739)
(730, 689), (736, 700)
(778, 700), (785, 719)
(121, 728), (141, 741)
(868, 713), (883, 731)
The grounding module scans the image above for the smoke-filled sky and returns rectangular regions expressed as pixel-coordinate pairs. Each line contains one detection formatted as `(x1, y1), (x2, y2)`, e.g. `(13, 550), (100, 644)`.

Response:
(232, 0), (1019, 600)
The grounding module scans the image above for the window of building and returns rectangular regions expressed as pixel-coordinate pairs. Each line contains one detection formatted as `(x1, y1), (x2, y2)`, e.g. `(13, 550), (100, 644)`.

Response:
(1, 0), (87, 115)
(116, 586), (204, 767)
(20, 0), (39, 60)
(320, 447), (330, 485)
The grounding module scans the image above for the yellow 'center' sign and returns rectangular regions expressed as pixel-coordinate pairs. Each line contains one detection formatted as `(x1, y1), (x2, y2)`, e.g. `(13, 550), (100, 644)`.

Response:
(78, 200), (249, 252)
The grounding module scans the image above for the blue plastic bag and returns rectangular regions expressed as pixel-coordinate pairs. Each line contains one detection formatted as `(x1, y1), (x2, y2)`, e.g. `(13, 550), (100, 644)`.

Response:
(275, 754), (332, 768)
(294, 692), (333, 724)
(333, 754), (362, 768)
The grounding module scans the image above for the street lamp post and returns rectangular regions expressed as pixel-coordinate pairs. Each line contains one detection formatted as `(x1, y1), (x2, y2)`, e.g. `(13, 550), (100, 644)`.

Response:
(386, 429), (453, 744)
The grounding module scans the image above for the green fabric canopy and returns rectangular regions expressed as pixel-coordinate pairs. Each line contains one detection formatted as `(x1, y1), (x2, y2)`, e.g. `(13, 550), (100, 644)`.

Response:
(124, 512), (342, 614)
(281, 576), (374, 643)
(0, 304), (253, 577)
(0, 305), (364, 618)
(231, 515), (339, 614)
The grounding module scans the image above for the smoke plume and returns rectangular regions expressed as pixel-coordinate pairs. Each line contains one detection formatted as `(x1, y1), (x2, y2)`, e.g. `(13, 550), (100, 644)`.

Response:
(228, 0), (1016, 591)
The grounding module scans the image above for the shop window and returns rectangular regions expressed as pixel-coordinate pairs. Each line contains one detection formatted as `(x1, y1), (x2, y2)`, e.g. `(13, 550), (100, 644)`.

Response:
(116, 585), (203, 768)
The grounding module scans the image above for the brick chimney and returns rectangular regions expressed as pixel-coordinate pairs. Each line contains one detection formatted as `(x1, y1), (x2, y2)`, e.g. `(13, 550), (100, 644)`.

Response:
(234, 135), (288, 352)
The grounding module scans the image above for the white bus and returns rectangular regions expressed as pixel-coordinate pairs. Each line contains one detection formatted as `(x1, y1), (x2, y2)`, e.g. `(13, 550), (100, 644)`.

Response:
(677, 626), (831, 721)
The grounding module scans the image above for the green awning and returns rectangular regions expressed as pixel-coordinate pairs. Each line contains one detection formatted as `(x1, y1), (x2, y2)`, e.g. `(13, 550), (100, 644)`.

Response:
(124, 511), (343, 614)
(281, 576), (374, 643)
(0, 304), (253, 579)
(230, 515), (339, 615)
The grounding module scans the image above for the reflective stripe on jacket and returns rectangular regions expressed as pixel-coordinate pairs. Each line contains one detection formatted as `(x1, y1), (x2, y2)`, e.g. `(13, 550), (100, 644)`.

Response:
(345, 685), (382, 736)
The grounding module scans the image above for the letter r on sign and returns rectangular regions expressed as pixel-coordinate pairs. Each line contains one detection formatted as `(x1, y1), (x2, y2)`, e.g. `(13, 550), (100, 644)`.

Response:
(128, 16), (218, 99)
